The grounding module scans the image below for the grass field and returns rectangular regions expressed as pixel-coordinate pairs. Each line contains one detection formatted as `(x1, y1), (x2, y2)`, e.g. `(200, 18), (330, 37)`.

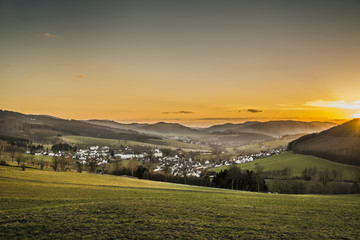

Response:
(60, 135), (210, 152)
(1, 165), (360, 239)
(211, 152), (360, 181)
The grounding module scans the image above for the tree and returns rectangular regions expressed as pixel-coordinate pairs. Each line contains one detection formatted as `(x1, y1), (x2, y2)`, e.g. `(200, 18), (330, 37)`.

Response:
(21, 157), (27, 171)
(86, 157), (98, 173)
(16, 152), (23, 166)
(38, 159), (45, 170)
(127, 158), (138, 176)
(59, 152), (73, 171)
(319, 169), (330, 186)
(52, 156), (60, 171)
(10, 148), (16, 162)
(28, 155), (35, 166)
(255, 165), (264, 192)
(331, 169), (338, 181)
(100, 163), (107, 173)
(0, 140), (8, 163)
(75, 160), (83, 173)
(228, 165), (241, 190)
(135, 165), (147, 179)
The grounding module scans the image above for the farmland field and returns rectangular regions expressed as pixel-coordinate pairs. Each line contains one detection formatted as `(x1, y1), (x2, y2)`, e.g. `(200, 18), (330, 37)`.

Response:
(212, 152), (360, 181)
(1, 165), (359, 239)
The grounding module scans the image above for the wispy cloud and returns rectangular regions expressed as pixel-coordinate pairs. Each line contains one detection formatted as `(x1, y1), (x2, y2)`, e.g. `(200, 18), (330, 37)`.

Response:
(163, 111), (194, 114)
(305, 100), (360, 110)
(43, 32), (58, 38)
(198, 117), (252, 121)
(247, 109), (263, 113)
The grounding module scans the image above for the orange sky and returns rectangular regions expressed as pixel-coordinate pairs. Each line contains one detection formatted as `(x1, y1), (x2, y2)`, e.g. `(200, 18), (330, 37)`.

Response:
(1, 1), (359, 126)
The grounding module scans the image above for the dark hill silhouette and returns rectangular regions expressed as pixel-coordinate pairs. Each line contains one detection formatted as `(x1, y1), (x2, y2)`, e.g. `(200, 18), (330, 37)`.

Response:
(288, 119), (360, 166)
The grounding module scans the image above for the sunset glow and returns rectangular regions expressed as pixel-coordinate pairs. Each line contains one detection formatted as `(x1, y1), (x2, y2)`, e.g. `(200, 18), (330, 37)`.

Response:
(1, 0), (359, 126)
(353, 113), (360, 118)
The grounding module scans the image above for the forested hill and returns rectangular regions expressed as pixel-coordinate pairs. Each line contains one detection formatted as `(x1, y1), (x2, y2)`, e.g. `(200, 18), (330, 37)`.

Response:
(0, 110), (156, 143)
(288, 119), (360, 166)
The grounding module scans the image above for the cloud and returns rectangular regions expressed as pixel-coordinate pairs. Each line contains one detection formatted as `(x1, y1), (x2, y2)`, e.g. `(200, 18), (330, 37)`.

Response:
(353, 113), (360, 118)
(77, 75), (85, 79)
(198, 117), (252, 121)
(247, 109), (263, 113)
(43, 32), (57, 38)
(163, 111), (194, 114)
(305, 100), (360, 110)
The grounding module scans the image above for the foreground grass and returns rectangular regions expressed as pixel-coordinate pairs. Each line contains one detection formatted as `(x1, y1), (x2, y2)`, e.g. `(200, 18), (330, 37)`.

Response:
(1, 166), (360, 239)
(212, 152), (360, 181)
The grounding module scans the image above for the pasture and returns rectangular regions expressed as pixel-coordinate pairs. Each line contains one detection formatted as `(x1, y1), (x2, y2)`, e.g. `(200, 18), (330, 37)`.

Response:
(1, 165), (359, 239)
(212, 152), (360, 181)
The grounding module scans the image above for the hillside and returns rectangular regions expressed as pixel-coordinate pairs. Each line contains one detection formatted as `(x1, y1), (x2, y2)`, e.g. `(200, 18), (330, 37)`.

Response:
(212, 152), (360, 180)
(203, 121), (336, 138)
(60, 135), (211, 151)
(87, 120), (200, 136)
(211, 132), (275, 145)
(288, 119), (360, 166)
(0, 110), (156, 144)
(204, 121), (259, 133)
(1, 165), (359, 239)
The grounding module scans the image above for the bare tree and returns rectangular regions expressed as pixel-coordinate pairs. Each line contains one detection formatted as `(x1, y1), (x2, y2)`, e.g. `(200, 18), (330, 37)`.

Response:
(255, 165), (265, 192)
(21, 157), (27, 171)
(28, 155), (35, 166)
(228, 165), (241, 190)
(331, 169), (338, 181)
(0, 140), (8, 163)
(319, 169), (330, 186)
(52, 156), (60, 171)
(59, 152), (73, 171)
(16, 152), (23, 166)
(86, 157), (98, 173)
(128, 158), (138, 176)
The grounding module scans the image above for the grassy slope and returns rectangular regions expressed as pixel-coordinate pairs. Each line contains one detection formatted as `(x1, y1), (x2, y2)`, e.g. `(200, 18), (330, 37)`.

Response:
(212, 152), (360, 180)
(226, 135), (301, 155)
(1, 166), (360, 239)
(60, 135), (210, 151)
(3, 152), (53, 163)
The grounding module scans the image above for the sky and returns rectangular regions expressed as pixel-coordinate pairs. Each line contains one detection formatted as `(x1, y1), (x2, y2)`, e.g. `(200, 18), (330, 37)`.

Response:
(1, 0), (360, 126)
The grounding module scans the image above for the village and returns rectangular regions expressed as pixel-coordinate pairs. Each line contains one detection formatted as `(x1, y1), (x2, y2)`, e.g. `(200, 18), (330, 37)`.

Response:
(28, 145), (284, 177)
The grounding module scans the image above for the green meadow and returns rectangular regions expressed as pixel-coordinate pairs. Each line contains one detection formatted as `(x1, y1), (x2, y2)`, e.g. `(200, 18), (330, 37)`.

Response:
(212, 152), (360, 181)
(1, 165), (360, 239)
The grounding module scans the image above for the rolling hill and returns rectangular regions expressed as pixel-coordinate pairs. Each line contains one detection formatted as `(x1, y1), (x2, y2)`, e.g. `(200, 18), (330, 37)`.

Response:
(288, 119), (360, 166)
(0, 109), (338, 149)
(86, 119), (200, 136)
(204, 120), (336, 138)
(212, 152), (360, 181)
(0, 110), (156, 144)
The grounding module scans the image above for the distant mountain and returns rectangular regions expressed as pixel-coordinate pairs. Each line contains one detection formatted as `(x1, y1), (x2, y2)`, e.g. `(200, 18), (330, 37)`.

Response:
(203, 120), (336, 138)
(204, 121), (259, 133)
(288, 119), (360, 166)
(0, 110), (156, 143)
(86, 120), (200, 136)
(0, 109), (339, 148)
(86, 119), (147, 131)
